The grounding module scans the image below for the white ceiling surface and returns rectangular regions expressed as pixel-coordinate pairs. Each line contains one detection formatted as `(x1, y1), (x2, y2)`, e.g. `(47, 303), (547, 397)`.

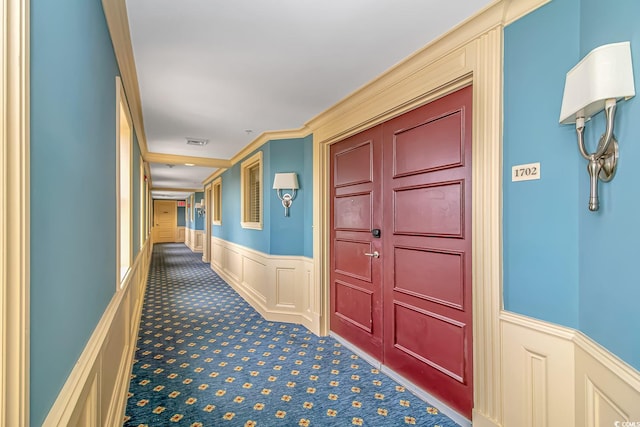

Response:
(149, 163), (213, 200)
(127, 0), (493, 198)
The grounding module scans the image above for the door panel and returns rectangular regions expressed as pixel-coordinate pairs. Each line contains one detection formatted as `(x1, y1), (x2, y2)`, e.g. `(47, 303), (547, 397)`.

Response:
(393, 181), (464, 237)
(154, 200), (177, 243)
(392, 302), (467, 382)
(334, 280), (374, 333)
(334, 239), (373, 282)
(330, 128), (383, 360)
(393, 110), (464, 176)
(383, 85), (473, 416)
(330, 86), (473, 417)
(334, 143), (373, 187)
(334, 194), (372, 230)
(393, 247), (464, 309)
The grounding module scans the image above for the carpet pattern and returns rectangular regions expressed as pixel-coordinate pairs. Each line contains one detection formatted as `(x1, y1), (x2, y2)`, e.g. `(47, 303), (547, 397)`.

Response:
(124, 243), (460, 426)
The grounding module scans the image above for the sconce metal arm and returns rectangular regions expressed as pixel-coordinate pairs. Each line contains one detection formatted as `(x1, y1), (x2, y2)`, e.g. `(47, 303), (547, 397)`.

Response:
(576, 102), (616, 160)
(575, 101), (619, 211)
(276, 189), (297, 216)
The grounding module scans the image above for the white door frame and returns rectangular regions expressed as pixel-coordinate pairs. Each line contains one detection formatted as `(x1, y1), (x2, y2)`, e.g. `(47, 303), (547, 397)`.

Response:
(310, 2), (548, 424)
(1, 0), (30, 424)
(203, 184), (212, 262)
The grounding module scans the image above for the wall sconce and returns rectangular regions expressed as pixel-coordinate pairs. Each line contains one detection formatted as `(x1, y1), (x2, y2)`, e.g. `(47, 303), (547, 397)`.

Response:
(273, 172), (299, 217)
(195, 199), (205, 217)
(559, 41), (635, 211)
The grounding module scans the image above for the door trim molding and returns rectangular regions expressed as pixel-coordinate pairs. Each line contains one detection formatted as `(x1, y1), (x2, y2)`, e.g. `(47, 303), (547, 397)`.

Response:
(1, 0), (30, 424)
(203, 183), (212, 263)
(311, 1), (549, 424)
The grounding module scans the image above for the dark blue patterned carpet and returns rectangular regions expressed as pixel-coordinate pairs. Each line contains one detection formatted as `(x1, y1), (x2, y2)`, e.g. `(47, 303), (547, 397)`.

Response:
(124, 243), (460, 426)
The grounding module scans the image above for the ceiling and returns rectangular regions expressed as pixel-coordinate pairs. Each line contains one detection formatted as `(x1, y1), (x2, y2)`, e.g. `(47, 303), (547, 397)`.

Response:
(125, 0), (494, 200)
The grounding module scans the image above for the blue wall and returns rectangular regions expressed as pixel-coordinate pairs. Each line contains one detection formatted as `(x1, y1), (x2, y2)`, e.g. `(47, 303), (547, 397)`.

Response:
(212, 136), (312, 257)
(504, 0), (581, 328)
(504, 0), (640, 369)
(30, 0), (143, 423)
(214, 147), (272, 253)
(187, 192), (205, 230)
(270, 136), (313, 255)
(194, 192), (205, 230)
(177, 206), (186, 226)
(186, 197), (192, 228)
(577, 0), (640, 370)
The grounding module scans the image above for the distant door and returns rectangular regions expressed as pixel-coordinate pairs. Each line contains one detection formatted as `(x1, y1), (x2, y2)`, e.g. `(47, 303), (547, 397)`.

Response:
(154, 200), (177, 243)
(330, 86), (473, 417)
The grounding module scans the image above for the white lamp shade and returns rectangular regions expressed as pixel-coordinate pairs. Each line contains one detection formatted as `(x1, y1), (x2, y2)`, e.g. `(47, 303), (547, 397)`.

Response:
(559, 41), (635, 124)
(272, 172), (299, 190)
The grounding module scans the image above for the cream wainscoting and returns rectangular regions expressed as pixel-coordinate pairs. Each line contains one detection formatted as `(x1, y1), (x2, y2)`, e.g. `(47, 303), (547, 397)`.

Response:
(210, 237), (317, 334)
(41, 240), (153, 427)
(185, 227), (191, 247)
(186, 228), (204, 253)
(176, 226), (185, 243)
(501, 311), (640, 427)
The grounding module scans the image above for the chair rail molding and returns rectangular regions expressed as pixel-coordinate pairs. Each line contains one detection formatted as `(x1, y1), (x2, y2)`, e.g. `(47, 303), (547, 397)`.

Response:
(1, 0), (30, 425)
(501, 311), (640, 427)
(41, 241), (153, 427)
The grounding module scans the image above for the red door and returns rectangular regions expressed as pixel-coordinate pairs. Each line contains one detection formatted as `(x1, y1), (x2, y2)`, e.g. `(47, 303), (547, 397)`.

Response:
(382, 86), (473, 416)
(330, 86), (473, 417)
(330, 126), (383, 360)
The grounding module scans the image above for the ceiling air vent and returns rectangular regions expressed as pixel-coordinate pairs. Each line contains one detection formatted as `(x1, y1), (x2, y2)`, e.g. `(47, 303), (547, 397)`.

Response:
(186, 137), (209, 146)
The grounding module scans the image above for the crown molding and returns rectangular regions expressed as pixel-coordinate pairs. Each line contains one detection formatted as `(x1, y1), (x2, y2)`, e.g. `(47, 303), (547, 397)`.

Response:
(202, 127), (311, 186)
(229, 127), (311, 165)
(503, 0), (551, 25)
(305, 0), (549, 142)
(145, 152), (231, 169)
(102, 0), (149, 156)
(151, 187), (202, 193)
(202, 169), (227, 186)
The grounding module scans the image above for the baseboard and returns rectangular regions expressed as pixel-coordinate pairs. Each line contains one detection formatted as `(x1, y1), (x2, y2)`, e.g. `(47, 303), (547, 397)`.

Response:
(42, 240), (152, 427)
(501, 311), (640, 427)
(471, 410), (501, 427)
(210, 237), (319, 334)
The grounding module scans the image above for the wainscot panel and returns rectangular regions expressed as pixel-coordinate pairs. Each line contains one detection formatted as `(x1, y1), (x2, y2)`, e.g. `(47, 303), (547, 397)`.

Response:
(185, 229), (204, 253)
(41, 238), (152, 427)
(501, 312), (640, 427)
(211, 237), (319, 334)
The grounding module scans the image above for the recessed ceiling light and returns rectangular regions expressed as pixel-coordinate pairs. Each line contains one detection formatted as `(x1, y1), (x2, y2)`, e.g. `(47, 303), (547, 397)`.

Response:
(186, 137), (209, 146)
(184, 163), (195, 166)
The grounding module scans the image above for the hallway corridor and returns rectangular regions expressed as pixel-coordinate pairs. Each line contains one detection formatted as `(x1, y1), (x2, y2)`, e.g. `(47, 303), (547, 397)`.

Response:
(123, 243), (460, 426)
